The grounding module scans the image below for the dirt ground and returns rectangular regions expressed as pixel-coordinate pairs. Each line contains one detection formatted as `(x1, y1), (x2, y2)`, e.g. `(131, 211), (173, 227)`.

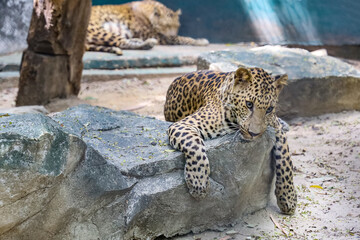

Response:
(174, 111), (360, 240)
(79, 76), (172, 120)
(1, 73), (360, 239)
(0, 75), (174, 119)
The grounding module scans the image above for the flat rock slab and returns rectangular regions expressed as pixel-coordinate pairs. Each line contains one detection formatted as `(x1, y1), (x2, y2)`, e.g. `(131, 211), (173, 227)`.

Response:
(0, 105), (275, 240)
(198, 46), (360, 119)
(0, 45), (247, 84)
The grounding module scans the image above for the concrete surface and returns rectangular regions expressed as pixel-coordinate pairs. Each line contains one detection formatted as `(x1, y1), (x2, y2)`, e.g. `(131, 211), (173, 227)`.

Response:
(0, 44), (246, 84)
(0, 44), (247, 72)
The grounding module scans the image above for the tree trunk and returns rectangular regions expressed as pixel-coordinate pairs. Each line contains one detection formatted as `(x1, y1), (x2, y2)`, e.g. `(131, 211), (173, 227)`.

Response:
(16, 0), (91, 106)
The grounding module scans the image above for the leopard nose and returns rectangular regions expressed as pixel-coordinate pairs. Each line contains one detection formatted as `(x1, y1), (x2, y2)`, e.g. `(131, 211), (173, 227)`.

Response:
(249, 131), (260, 137)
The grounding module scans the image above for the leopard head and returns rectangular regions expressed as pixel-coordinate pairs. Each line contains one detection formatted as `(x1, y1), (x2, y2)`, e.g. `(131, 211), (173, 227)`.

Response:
(134, 0), (181, 37)
(223, 67), (287, 140)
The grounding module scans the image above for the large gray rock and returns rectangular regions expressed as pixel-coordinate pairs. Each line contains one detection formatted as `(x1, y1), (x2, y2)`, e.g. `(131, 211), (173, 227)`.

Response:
(0, 113), (86, 237)
(198, 46), (360, 119)
(0, 105), (275, 239)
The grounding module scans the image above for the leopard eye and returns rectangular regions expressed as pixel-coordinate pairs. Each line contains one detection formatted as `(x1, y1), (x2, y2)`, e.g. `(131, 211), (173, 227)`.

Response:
(266, 106), (274, 114)
(154, 11), (160, 17)
(246, 101), (253, 110)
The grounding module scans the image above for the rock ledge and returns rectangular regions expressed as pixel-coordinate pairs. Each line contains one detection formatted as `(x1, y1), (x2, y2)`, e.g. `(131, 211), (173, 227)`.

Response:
(0, 105), (275, 239)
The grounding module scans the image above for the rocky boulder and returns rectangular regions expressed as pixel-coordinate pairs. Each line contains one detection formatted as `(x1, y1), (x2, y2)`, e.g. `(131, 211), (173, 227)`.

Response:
(198, 46), (360, 119)
(0, 113), (86, 237)
(0, 105), (275, 239)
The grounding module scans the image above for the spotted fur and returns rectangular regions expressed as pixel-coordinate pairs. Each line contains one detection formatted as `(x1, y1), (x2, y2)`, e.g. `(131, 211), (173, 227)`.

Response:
(86, 0), (209, 55)
(164, 67), (297, 214)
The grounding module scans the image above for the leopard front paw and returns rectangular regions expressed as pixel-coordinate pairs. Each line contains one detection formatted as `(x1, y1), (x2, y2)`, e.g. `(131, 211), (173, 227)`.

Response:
(194, 38), (209, 46)
(142, 38), (158, 49)
(111, 47), (123, 55)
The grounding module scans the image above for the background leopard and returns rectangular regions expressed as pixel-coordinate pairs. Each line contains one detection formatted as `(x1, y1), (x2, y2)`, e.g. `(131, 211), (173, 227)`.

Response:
(86, 0), (209, 55)
(164, 67), (297, 214)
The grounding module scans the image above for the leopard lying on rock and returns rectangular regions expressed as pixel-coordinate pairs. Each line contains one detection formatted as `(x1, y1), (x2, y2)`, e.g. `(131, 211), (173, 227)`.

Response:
(86, 0), (209, 55)
(164, 67), (297, 214)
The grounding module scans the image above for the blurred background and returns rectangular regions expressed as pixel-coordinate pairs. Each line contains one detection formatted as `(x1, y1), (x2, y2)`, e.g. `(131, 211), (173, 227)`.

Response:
(1, 0), (360, 58)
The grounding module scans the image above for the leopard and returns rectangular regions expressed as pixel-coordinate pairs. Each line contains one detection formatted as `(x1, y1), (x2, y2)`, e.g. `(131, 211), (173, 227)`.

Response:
(164, 67), (297, 215)
(86, 0), (209, 55)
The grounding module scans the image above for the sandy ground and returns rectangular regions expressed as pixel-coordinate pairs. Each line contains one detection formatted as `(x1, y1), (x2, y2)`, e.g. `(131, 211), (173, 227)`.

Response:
(79, 77), (172, 120)
(173, 111), (360, 240)
(0, 76), (173, 120)
(1, 75), (360, 239)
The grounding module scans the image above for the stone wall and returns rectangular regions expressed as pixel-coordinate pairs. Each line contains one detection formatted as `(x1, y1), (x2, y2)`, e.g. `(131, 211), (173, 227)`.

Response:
(0, 0), (32, 55)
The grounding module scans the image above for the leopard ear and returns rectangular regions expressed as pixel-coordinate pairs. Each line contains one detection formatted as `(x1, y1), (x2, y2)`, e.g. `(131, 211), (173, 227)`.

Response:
(176, 9), (182, 15)
(234, 67), (252, 83)
(274, 74), (288, 93)
(231, 67), (252, 91)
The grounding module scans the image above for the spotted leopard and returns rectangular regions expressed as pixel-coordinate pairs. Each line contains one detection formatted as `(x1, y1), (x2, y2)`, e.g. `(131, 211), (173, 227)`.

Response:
(164, 67), (297, 214)
(86, 0), (209, 55)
